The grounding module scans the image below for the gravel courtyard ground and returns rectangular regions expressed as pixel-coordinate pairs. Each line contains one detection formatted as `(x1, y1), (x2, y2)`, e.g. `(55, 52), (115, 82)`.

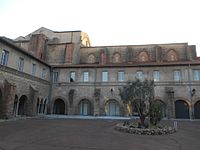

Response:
(0, 118), (200, 150)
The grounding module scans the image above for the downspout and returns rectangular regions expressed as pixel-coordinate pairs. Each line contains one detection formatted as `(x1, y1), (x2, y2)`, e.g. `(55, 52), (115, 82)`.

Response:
(187, 63), (193, 119)
(47, 66), (53, 114)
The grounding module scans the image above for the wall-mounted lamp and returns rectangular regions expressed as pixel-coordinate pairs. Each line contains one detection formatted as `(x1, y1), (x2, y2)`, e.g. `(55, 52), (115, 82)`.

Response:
(110, 88), (114, 96)
(191, 88), (196, 97)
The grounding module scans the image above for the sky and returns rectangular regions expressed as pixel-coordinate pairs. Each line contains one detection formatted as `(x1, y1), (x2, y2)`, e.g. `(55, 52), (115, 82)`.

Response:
(0, 0), (200, 56)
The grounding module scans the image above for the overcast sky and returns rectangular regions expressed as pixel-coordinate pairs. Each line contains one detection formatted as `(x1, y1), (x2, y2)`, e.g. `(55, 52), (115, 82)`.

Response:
(1, 0), (200, 56)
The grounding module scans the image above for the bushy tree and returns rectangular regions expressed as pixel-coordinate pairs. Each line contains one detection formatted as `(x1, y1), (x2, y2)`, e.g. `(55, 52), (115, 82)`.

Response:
(119, 79), (155, 127)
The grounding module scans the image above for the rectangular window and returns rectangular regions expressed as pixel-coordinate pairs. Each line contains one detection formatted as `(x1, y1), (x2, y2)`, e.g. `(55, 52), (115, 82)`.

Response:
(31, 63), (36, 76)
(0, 49), (9, 66)
(41, 68), (46, 79)
(173, 70), (181, 81)
(102, 71), (108, 82)
(17, 57), (24, 72)
(70, 71), (76, 82)
(193, 69), (200, 81)
(153, 70), (160, 81)
(83, 71), (89, 82)
(136, 71), (143, 80)
(118, 71), (125, 81)
(53, 71), (59, 83)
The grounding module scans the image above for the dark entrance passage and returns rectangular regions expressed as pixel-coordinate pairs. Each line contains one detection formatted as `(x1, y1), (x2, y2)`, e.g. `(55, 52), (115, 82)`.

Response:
(53, 99), (65, 114)
(18, 95), (28, 116)
(79, 99), (92, 116)
(175, 100), (189, 119)
(194, 101), (200, 119)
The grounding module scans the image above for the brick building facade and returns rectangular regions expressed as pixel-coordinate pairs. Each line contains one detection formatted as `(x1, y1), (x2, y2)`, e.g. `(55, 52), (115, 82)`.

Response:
(0, 27), (200, 119)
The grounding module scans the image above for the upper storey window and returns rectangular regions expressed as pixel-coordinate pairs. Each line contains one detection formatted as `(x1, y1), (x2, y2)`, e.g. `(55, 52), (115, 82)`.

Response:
(88, 54), (95, 64)
(83, 71), (89, 82)
(0, 49), (9, 66)
(53, 71), (59, 83)
(113, 53), (121, 63)
(136, 71), (143, 80)
(193, 70), (200, 81)
(173, 70), (181, 81)
(17, 57), (24, 72)
(167, 50), (178, 61)
(31, 63), (36, 76)
(118, 71), (125, 81)
(138, 51), (149, 62)
(70, 71), (76, 82)
(41, 68), (46, 79)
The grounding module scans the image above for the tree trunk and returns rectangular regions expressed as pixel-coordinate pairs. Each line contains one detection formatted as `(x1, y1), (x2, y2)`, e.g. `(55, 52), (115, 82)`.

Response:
(140, 115), (145, 127)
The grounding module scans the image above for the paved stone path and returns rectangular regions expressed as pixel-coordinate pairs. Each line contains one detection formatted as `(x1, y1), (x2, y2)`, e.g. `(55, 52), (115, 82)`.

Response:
(0, 118), (200, 150)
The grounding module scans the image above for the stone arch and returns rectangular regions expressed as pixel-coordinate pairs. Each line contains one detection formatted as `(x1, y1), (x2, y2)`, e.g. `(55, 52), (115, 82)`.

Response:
(88, 53), (95, 64)
(18, 95), (28, 116)
(78, 99), (93, 116)
(175, 100), (189, 119)
(154, 99), (167, 118)
(13, 95), (18, 116)
(194, 100), (200, 119)
(112, 52), (121, 63)
(138, 51), (149, 62)
(53, 98), (66, 115)
(105, 99), (120, 116)
(166, 49), (178, 61)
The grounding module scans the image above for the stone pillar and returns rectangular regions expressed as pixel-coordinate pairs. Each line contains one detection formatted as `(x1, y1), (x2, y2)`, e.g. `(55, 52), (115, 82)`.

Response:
(94, 88), (101, 116)
(29, 85), (39, 116)
(165, 87), (175, 119)
(2, 79), (16, 118)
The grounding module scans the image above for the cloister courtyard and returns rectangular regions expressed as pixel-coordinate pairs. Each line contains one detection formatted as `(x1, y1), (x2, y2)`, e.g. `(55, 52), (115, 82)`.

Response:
(0, 117), (200, 150)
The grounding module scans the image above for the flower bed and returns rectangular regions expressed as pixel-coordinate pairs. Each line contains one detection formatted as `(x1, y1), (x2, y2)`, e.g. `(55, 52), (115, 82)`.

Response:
(114, 123), (177, 135)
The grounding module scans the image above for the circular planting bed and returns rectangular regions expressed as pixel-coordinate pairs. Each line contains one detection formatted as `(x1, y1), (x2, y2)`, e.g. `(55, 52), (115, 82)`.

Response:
(115, 123), (177, 135)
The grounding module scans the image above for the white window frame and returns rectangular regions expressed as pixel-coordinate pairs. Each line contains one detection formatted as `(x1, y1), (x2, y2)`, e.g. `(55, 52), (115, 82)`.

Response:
(173, 70), (181, 81)
(136, 71), (143, 80)
(41, 68), (46, 79)
(70, 71), (76, 82)
(118, 71), (125, 82)
(193, 69), (200, 81)
(0, 49), (9, 66)
(53, 71), (59, 83)
(153, 70), (160, 81)
(83, 71), (89, 82)
(102, 71), (108, 82)
(31, 63), (36, 76)
(17, 57), (24, 72)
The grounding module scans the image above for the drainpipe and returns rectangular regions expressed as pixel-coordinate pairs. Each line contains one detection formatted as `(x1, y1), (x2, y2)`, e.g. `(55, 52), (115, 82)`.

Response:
(47, 66), (53, 114)
(188, 63), (193, 120)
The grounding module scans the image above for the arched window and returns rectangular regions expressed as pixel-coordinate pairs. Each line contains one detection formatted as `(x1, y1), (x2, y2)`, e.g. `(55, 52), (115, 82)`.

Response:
(88, 54), (95, 63)
(167, 50), (178, 61)
(79, 99), (92, 116)
(138, 51), (149, 62)
(113, 53), (121, 63)
(105, 99), (120, 116)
